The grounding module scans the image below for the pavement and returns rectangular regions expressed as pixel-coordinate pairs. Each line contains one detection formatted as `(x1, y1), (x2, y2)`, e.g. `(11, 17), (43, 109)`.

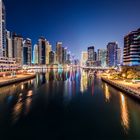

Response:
(109, 79), (140, 94)
(0, 73), (35, 86)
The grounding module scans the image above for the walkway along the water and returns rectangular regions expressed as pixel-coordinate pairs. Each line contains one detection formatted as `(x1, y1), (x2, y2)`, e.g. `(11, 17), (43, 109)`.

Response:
(0, 73), (36, 87)
(101, 77), (140, 100)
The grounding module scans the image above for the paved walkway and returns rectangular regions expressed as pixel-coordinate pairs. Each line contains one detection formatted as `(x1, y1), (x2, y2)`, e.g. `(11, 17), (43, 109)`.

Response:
(102, 77), (140, 97)
(102, 77), (140, 101)
(0, 73), (35, 87)
(112, 79), (140, 94)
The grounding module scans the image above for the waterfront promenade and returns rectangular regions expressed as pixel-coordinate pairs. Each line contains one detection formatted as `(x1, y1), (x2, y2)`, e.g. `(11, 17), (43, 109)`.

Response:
(0, 73), (36, 87)
(101, 77), (140, 100)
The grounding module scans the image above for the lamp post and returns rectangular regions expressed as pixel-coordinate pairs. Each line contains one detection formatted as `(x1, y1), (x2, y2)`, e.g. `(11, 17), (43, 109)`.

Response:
(122, 73), (126, 81)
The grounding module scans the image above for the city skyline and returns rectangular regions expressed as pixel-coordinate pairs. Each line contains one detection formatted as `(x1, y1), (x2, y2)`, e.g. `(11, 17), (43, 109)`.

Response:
(1, 0), (140, 139)
(4, 0), (140, 58)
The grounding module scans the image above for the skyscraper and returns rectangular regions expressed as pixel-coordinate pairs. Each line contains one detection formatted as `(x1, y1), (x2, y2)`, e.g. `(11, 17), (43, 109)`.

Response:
(97, 49), (107, 67)
(123, 28), (140, 66)
(56, 42), (63, 64)
(87, 46), (94, 66)
(94, 52), (97, 61)
(62, 47), (67, 64)
(23, 38), (32, 65)
(117, 47), (121, 65)
(88, 46), (94, 61)
(49, 51), (55, 64)
(6, 30), (13, 58)
(12, 33), (23, 66)
(34, 44), (39, 64)
(38, 37), (46, 65)
(67, 51), (71, 64)
(107, 42), (118, 67)
(46, 41), (52, 65)
(0, 0), (6, 57)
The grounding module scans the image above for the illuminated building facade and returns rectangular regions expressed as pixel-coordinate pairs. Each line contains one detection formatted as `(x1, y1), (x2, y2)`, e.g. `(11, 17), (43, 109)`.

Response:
(62, 47), (67, 64)
(34, 44), (39, 64)
(107, 42), (118, 67)
(12, 34), (23, 66)
(38, 37), (46, 65)
(23, 38), (32, 65)
(56, 42), (63, 64)
(97, 49), (107, 67)
(49, 51), (55, 64)
(123, 28), (140, 66)
(87, 46), (95, 66)
(6, 30), (13, 58)
(0, 0), (6, 57)
(46, 41), (52, 65)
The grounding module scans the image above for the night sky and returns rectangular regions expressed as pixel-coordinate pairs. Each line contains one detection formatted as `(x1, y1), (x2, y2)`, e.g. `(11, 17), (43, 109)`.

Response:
(4, 0), (140, 58)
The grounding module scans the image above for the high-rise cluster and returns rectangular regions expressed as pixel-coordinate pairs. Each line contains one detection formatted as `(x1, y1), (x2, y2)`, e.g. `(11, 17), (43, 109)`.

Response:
(81, 27), (140, 68)
(81, 42), (121, 67)
(4, 33), (73, 67)
(0, 0), (75, 71)
(33, 39), (72, 65)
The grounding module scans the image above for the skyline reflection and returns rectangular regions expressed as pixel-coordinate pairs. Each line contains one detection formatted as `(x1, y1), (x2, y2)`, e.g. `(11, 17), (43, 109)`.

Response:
(0, 69), (140, 139)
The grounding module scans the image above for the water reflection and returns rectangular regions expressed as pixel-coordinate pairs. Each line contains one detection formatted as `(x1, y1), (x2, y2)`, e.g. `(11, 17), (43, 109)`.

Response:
(25, 92), (32, 115)
(12, 90), (33, 122)
(80, 70), (88, 93)
(104, 83), (111, 102)
(27, 90), (33, 97)
(120, 93), (130, 133)
(12, 94), (23, 123)
(1, 69), (140, 138)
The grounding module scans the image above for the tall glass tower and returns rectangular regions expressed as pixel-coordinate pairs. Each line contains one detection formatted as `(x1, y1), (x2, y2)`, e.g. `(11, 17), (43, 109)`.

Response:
(0, 0), (6, 57)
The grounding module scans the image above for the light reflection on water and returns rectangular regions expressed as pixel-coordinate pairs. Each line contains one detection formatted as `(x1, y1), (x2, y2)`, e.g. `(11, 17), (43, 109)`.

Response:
(120, 93), (130, 133)
(80, 70), (88, 93)
(104, 83), (111, 102)
(0, 69), (140, 139)
(25, 96), (32, 116)
(12, 95), (23, 123)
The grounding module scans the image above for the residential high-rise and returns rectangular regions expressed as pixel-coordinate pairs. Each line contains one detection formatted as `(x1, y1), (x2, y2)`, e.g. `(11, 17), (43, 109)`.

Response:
(88, 46), (94, 61)
(0, 0), (6, 57)
(49, 51), (55, 64)
(6, 30), (13, 58)
(87, 46), (94, 66)
(97, 49), (107, 67)
(94, 52), (97, 61)
(46, 41), (52, 65)
(67, 51), (71, 64)
(63, 47), (67, 64)
(12, 33), (23, 66)
(107, 42), (118, 67)
(123, 28), (140, 66)
(62, 47), (67, 64)
(34, 44), (39, 64)
(38, 37), (46, 65)
(81, 51), (88, 66)
(23, 38), (32, 65)
(56, 42), (63, 64)
(117, 47), (121, 65)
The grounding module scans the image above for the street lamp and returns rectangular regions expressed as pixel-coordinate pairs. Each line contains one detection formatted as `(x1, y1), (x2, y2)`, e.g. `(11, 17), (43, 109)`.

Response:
(122, 73), (126, 81)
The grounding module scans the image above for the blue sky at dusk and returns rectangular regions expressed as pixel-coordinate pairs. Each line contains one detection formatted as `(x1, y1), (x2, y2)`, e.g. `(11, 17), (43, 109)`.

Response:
(4, 0), (140, 58)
